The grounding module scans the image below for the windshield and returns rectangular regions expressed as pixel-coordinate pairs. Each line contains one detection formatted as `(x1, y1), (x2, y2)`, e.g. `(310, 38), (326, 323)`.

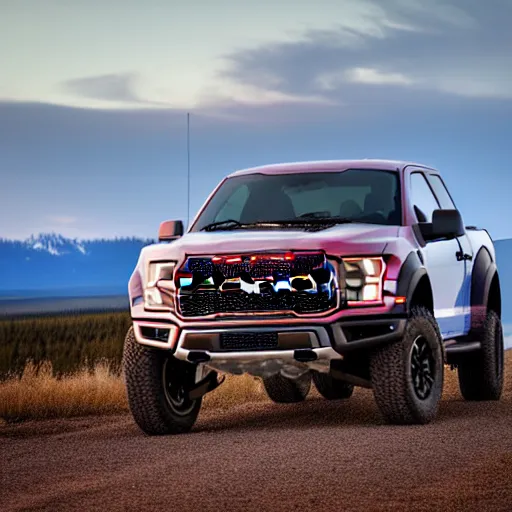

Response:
(191, 169), (401, 231)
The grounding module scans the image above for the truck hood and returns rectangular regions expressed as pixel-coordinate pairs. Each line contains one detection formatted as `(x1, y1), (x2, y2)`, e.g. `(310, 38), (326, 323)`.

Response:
(139, 223), (400, 264)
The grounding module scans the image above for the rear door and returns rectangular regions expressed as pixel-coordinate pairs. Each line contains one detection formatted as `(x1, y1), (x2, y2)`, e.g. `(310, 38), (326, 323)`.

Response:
(410, 171), (467, 338)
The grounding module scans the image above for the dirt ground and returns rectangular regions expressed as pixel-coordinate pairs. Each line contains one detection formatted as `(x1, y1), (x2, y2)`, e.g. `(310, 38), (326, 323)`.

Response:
(1, 359), (511, 512)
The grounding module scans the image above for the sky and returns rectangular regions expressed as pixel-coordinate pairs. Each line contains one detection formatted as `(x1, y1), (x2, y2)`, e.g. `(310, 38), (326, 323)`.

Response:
(1, 0), (512, 240)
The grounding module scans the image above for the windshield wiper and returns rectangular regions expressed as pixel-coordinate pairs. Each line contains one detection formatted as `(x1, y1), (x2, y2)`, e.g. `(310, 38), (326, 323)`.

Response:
(274, 216), (357, 225)
(298, 211), (331, 219)
(200, 216), (358, 232)
(260, 216), (359, 232)
(299, 216), (358, 231)
(200, 219), (245, 232)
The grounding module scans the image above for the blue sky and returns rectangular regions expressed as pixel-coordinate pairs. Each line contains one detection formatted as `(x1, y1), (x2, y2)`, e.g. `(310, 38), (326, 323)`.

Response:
(1, 0), (511, 240)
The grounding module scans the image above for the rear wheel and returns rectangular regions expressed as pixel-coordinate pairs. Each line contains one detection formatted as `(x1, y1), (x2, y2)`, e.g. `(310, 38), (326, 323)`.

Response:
(370, 307), (444, 425)
(263, 372), (311, 403)
(123, 327), (202, 435)
(312, 371), (354, 400)
(457, 310), (504, 401)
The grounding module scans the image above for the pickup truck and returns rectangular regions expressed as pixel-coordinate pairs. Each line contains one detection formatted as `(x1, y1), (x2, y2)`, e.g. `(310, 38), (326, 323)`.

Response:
(123, 159), (504, 435)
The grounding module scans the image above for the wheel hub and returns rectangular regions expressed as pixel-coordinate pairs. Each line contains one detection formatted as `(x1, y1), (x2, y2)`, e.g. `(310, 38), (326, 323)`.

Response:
(168, 382), (186, 406)
(162, 358), (197, 416)
(410, 336), (435, 400)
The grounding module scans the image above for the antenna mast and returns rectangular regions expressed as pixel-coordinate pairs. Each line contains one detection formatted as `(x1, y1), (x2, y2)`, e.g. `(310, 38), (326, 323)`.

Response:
(186, 112), (191, 228)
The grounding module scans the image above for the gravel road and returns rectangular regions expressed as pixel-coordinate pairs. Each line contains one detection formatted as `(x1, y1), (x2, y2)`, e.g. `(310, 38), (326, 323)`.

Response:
(1, 378), (511, 512)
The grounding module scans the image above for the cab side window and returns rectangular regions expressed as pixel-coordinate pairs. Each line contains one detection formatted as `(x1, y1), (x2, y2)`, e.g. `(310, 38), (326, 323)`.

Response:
(427, 174), (456, 209)
(410, 172), (440, 223)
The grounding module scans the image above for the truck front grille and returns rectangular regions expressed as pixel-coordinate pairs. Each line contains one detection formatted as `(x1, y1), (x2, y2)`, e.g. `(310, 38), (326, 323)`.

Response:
(176, 251), (337, 317)
(220, 332), (278, 351)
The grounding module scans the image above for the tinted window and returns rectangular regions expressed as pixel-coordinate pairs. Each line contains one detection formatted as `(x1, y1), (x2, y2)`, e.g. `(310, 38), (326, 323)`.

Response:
(192, 169), (402, 231)
(427, 174), (456, 209)
(410, 172), (440, 222)
(212, 184), (249, 223)
(288, 182), (370, 217)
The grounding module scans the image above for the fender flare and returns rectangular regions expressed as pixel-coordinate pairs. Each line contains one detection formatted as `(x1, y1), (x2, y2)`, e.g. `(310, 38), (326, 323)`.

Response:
(469, 247), (501, 331)
(396, 251), (432, 313)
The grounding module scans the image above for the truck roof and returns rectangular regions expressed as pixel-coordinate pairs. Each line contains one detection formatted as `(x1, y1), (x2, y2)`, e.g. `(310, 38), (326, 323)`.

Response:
(229, 159), (436, 177)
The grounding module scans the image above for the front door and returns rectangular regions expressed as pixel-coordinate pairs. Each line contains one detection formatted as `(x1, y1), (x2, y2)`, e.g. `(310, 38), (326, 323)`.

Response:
(410, 171), (467, 338)
(421, 239), (467, 337)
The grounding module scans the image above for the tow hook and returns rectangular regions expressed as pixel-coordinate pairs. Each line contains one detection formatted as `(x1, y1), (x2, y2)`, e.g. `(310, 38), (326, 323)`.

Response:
(187, 371), (225, 400)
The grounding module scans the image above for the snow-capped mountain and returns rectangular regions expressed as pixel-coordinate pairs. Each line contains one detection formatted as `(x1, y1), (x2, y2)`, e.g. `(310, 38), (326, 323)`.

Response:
(26, 233), (87, 256)
(0, 233), (154, 296)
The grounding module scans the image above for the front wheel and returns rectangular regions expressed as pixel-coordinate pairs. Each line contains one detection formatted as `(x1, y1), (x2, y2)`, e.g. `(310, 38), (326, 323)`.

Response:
(370, 307), (444, 425)
(123, 327), (202, 435)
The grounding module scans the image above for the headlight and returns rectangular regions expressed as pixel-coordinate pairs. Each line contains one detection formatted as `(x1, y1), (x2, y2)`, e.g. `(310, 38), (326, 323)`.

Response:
(342, 257), (385, 305)
(144, 261), (176, 308)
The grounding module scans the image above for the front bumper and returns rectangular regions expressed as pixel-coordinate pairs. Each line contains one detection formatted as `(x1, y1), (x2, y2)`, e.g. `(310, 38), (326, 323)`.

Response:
(132, 312), (407, 364)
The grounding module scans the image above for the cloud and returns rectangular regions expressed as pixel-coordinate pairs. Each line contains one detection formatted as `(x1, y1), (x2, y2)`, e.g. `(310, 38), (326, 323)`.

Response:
(52, 1), (511, 115)
(320, 67), (414, 89)
(61, 73), (171, 107)
(388, 0), (476, 29)
(60, 70), (335, 114)
(46, 216), (77, 226)
(63, 73), (141, 102)
(217, 0), (512, 104)
(199, 82), (338, 112)
(345, 68), (414, 86)
(10, 0), (508, 126)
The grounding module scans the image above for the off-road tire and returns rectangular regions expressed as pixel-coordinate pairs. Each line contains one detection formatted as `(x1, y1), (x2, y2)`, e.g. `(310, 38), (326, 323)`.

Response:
(370, 306), (444, 425)
(312, 371), (354, 400)
(263, 372), (311, 403)
(457, 310), (504, 401)
(123, 327), (202, 435)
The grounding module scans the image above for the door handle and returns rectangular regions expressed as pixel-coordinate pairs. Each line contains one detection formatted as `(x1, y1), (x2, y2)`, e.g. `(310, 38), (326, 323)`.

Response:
(456, 251), (472, 261)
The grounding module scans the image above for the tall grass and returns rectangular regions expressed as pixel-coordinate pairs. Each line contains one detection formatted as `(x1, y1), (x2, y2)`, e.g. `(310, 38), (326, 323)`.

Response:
(0, 311), (130, 378)
(1, 352), (510, 423)
(0, 360), (266, 422)
(0, 361), (128, 422)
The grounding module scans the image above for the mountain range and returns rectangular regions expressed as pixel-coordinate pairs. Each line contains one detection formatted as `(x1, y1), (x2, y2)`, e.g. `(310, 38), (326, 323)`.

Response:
(0, 233), (153, 297)
(0, 233), (511, 325)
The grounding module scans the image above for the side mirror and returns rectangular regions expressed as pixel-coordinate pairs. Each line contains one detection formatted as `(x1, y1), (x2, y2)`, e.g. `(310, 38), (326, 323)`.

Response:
(419, 209), (464, 241)
(158, 220), (184, 242)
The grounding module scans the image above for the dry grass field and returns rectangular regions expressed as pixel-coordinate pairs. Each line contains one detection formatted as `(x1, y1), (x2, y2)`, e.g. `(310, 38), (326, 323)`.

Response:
(0, 350), (510, 423)
(1, 311), (510, 423)
(0, 358), (268, 422)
